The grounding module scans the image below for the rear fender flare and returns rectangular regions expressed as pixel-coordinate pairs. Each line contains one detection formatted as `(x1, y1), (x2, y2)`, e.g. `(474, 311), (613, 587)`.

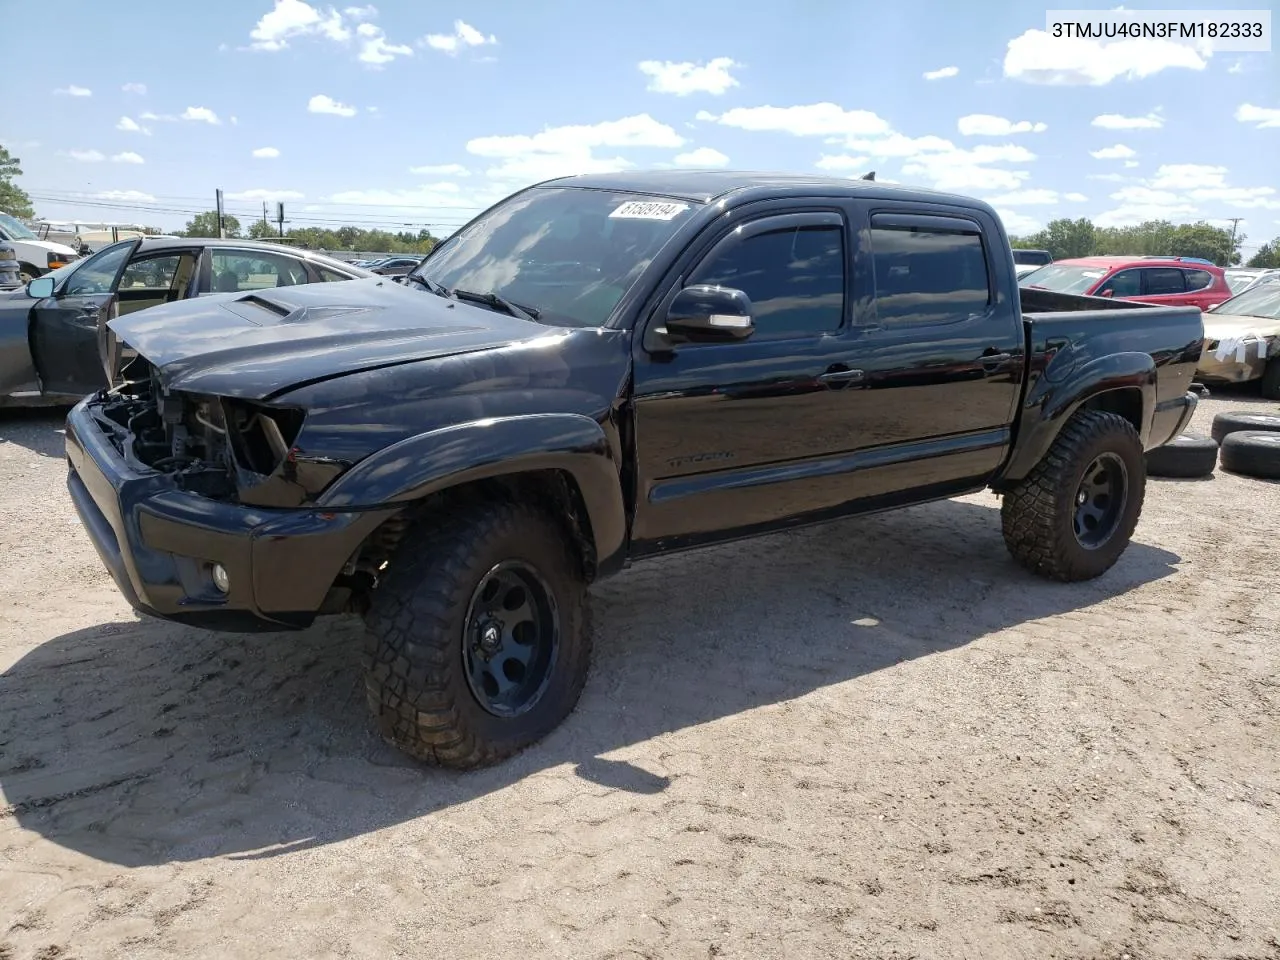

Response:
(999, 352), (1157, 484)
(317, 413), (627, 575)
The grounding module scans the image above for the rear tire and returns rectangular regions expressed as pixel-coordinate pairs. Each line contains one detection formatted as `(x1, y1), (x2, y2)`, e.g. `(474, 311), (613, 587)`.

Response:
(1145, 433), (1218, 479)
(1261, 359), (1280, 401)
(363, 499), (591, 769)
(17, 263), (40, 284)
(1210, 411), (1280, 445)
(1001, 410), (1146, 582)
(1218, 431), (1280, 480)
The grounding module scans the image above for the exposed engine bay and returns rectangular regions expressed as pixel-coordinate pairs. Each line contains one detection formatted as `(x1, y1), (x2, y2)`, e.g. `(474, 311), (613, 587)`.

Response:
(87, 361), (326, 507)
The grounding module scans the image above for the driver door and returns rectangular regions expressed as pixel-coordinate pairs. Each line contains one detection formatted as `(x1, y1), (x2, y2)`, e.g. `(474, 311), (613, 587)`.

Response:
(30, 239), (139, 397)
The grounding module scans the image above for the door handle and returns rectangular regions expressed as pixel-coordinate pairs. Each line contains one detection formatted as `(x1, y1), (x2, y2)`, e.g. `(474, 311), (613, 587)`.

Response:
(980, 351), (1012, 368)
(818, 365), (865, 386)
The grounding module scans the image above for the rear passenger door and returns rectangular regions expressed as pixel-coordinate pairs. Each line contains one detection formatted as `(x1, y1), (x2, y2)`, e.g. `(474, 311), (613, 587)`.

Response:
(1135, 267), (1187, 305)
(197, 249), (311, 294)
(840, 208), (1025, 496)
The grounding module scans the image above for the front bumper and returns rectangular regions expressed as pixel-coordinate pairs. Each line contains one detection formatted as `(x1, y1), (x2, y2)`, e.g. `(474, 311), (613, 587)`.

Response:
(1195, 336), (1275, 384)
(65, 398), (394, 631)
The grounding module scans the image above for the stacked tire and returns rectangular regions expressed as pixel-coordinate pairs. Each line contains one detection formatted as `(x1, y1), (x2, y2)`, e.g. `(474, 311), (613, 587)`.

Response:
(1212, 412), (1280, 480)
(1145, 433), (1219, 478)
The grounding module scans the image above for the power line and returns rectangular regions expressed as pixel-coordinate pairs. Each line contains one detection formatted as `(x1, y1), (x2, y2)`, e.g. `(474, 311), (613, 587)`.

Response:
(26, 186), (488, 215)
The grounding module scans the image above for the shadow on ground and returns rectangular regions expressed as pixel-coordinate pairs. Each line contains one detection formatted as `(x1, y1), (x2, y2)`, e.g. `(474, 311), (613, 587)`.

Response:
(0, 497), (1181, 866)
(0, 407), (72, 458)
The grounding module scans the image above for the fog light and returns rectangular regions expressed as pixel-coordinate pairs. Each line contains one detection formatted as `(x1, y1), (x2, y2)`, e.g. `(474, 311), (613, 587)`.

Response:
(211, 563), (230, 594)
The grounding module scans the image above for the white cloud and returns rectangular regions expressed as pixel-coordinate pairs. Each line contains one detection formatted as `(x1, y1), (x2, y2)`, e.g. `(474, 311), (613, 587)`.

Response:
(467, 114), (683, 183)
(1091, 144), (1137, 160)
(181, 106), (221, 125)
(814, 154), (873, 172)
(1003, 28), (1208, 85)
(139, 111), (161, 121)
(705, 102), (892, 138)
(984, 189), (1063, 206)
(423, 19), (496, 55)
(226, 189), (306, 202)
(55, 85), (91, 97)
(1123, 160), (1140, 168)
(638, 58), (740, 96)
(121, 82), (147, 95)
(250, 0), (348, 50)
(957, 114), (1047, 136)
(66, 149), (104, 162)
(116, 116), (150, 135)
(308, 94), (357, 117)
(409, 163), (470, 176)
(356, 21), (412, 65)
(1092, 112), (1163, 130)
(1087, 173), (1127, 182)
(1235, 103), (1280, 129)
(843, 132), (958, 158)
(344, 4), (376, 17)
(1065, 192), (1088, 202)
(112, 151), (145, 164)
(996, 209), (1043, 235)
(923, 66), (959, 80)
(97, 189), (156, 202)
(1095, 164), (1280, 227)
(324, 182), (501, 214)
(1227, 59), (1245, 74)
(253, 146), (281, 158)
(673, 146), (730, 168)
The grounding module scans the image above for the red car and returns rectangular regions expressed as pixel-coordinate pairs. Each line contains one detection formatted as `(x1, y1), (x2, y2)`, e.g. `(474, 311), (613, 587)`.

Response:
(1019, 256), (1231, 312)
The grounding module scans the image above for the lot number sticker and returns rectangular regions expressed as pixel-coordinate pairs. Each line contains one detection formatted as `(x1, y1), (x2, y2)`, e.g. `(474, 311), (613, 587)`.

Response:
(609, 200), (690, 220)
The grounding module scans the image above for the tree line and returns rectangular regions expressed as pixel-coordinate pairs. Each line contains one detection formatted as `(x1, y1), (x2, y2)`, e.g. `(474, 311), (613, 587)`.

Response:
(178, 211), (439, 255)
(1010, 217), (1280, 269)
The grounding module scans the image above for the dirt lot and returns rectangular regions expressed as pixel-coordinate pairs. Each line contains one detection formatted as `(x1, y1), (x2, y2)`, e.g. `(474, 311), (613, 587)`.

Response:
(1, 392), (1278, 960)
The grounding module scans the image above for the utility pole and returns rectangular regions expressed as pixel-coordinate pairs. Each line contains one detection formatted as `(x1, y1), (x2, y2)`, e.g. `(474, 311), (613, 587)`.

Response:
(1226, 217), (1243, 266)
(215, 188), (225, 238)
(262, 201), (268, 233)
(276, 202), (285, 238)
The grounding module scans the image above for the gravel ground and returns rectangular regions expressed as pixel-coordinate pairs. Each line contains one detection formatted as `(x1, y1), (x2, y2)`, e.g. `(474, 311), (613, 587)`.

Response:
(1, 391), (1278, 960)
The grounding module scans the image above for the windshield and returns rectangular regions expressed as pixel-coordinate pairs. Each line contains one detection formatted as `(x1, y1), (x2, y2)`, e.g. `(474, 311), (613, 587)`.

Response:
(0, 213), (37, 241)
(410, 186), (696, 328)
(1225, 271), (1262, 295)
(1019, 263), (1108, 295)
(1214, 280), (1280, 321)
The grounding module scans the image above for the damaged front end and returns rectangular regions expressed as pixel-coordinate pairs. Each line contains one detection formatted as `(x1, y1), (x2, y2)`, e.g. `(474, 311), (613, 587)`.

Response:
(90, 358), (347, 508)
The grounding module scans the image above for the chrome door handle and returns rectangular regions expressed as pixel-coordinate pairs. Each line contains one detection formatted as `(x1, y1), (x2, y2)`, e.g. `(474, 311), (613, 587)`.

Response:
(818, 366), (865, 386)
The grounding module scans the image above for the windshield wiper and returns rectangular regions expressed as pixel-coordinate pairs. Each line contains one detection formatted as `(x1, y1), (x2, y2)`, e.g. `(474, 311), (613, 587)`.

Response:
(404, 273), (453, 299)
(451, 288), (541, 322)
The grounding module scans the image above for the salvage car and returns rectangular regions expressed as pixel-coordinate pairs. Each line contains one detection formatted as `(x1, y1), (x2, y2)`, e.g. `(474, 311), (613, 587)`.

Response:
(0, 236), (372, 406)
(63, 171), (1203, 768)
(1020, 255), (1231, 312)
(1196, 277), (1280, 398)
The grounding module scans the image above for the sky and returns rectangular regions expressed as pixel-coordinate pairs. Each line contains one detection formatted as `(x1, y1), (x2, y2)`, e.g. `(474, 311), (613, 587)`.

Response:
(3, 0), (1278, 254)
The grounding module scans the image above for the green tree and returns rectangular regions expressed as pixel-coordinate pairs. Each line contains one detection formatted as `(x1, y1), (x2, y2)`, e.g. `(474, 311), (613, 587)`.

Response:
(247, 218), (277, 240)
(1093, 219), (1241, 266)
(181, 210), (241, 238)
(1017, 218), (1096, 260)
(0, 144), (34, 219)
(1246, 238), (1280, 269)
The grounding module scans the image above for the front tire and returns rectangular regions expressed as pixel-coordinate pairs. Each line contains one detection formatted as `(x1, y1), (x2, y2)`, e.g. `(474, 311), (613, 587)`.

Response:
(1001, 410), (1146, 582)
(17, 263), (41, 284)
(363, 500), (591, 769)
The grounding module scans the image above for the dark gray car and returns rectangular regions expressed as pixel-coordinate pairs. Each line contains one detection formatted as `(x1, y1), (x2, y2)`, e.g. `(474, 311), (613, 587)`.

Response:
(0, 237), (373, 406)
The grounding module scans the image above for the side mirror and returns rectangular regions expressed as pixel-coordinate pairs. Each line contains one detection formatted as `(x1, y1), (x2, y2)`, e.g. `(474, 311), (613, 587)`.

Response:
(26, 276), (55, 299)
(664, 284), (754, 343)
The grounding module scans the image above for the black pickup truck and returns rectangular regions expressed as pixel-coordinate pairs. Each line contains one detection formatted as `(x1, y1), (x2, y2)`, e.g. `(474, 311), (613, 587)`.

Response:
(62, 172), (1203, 768)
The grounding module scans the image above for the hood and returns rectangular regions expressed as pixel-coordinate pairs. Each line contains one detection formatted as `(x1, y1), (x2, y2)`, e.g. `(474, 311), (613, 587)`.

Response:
(12, 238), (79, 257)
(1203, 311), (1280, 342)
(108, 277), (550, 399)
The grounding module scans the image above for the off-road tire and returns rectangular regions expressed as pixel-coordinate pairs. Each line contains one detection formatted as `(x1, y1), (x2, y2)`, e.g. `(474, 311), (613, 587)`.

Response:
(1145, 433), (1218, 479)
(1218, 431), (1280, 480)
(1209, 411), (1280, 445)
(1001, 410), (1146, 582)
(1261, 359), (1280, 401)
(363, 500), (591, 769)
(17, 263), (40, 284)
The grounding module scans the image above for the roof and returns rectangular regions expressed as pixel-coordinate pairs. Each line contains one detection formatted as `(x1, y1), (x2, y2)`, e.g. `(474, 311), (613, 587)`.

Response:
(537, 169), (984, 207)
(1051, 255), (1225, 271)
(131, 236), (373, 273)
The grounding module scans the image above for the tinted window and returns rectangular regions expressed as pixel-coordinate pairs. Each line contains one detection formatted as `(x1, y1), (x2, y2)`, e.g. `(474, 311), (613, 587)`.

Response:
(1100, 269), (1141, 297)
(317, 266), (354, 283)
(1183, 268), (1213, 292)
(1012, 249), (1051, 266)
(64, 241), (133, 296)
(119, 254), (183, 291)
(869, 224), (989, 325)
(1143, 268), (1185, 296)
(690, 224), (845, 336)
(209, 251), (309, 292)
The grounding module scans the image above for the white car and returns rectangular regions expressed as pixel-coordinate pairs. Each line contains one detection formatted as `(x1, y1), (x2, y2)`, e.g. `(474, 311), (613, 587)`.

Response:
(1224, 267), (1280, 296)
(0, 212), (80, 281)
(1197, 278), (1280, 399)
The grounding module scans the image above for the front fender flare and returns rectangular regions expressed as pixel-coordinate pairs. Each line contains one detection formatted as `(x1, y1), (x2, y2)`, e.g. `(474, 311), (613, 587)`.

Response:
(317, 413), (627, 575)
(999, 351), (1157, 484)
